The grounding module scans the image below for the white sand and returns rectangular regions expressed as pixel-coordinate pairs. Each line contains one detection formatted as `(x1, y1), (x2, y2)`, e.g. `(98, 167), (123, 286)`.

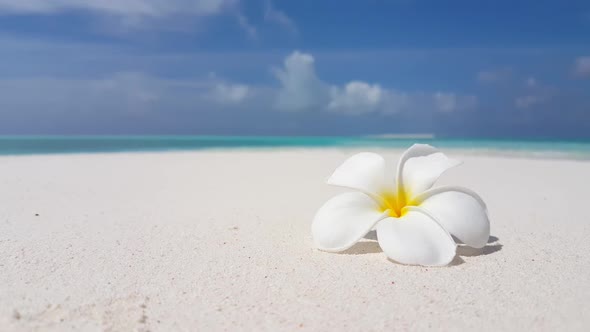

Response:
(1, 149), (589, 331)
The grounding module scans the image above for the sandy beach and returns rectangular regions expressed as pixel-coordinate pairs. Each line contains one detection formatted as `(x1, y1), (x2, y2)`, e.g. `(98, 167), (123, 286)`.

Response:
(1, 149), (589, 331)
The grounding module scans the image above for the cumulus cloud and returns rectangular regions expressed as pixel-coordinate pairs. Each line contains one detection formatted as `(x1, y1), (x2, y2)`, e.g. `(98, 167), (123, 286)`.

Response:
(211, 83), (249, 103)
(573, 56), (590, 78)
(329, 87), (477, 115)
(329, 82), (385, 114)
(272, 51), (477, 115)
(273, 51), (330, 111)
(0, 48), (481, 135)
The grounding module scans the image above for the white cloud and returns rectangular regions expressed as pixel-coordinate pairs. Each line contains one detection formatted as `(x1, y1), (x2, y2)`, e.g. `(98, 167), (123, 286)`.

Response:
(235, 12), (257, 39)
(273, 51), (330, 111)
(264, 0), (297, 34)
(329, 87), (477, 115)
(0, 0), (256, 36)
(573, 56), (590, 78)
(329, 81), (384, 114)
(0, 50), (477, 125)
(272, 51), (477, 114)
(0, 0), (236, 17)
(0, 71), (257, 117)
(211, 83), (249, 103)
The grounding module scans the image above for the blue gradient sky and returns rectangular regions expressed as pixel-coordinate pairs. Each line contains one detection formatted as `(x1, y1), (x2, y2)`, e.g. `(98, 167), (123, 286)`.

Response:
(0, 0), (589, 137)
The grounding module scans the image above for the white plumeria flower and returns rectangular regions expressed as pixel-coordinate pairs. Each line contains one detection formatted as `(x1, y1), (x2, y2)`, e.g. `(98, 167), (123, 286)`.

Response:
(312, 144), (490, 266)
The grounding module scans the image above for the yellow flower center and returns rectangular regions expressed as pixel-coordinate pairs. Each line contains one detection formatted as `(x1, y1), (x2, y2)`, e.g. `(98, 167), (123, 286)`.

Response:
(379, 188), (414, 218)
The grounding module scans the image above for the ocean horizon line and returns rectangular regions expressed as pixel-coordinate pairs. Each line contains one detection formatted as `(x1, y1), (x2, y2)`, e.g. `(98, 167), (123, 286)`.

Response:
(0, 136), (589, 158)
(1, 134), (589, 142)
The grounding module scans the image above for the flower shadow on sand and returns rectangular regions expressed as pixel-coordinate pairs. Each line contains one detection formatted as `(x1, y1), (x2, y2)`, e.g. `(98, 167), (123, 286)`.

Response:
(339, 232), (502, 265)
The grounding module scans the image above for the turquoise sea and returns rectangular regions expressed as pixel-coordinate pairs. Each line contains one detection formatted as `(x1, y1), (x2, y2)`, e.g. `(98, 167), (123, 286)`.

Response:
(0, 136), (589, 159)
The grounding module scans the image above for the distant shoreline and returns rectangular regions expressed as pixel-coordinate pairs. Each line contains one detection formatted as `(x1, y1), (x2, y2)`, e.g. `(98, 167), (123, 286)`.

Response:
(0, 136), (589, 158)
(364, 133), (436, 139)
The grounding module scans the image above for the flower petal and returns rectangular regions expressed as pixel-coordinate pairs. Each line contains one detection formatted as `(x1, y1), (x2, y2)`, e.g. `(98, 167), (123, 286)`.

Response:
(414, 186), (490, 248)
(376, 207), (456, 266)
(396, 144), (461, 199)
(326, 152), (387, 198)
(312, 192), (389, 252)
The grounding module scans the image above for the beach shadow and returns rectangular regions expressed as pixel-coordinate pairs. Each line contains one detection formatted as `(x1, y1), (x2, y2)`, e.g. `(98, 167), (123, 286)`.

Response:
(457, 236), (503, 257)
(386, 235), (502, 266)
(386, 255), (465, 267)
(363, 230), (378, 241)
(338, 234), (502, 262)
(449, 255), (465, 266)
(339, 241), (382, 255)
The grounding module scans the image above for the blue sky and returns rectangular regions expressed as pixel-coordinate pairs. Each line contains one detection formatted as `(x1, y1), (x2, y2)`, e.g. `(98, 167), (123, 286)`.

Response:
(0, 0), (589, 137)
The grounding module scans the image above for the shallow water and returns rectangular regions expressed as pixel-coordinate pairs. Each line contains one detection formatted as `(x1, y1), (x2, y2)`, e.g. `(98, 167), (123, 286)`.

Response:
(0, 136), (589, 159)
